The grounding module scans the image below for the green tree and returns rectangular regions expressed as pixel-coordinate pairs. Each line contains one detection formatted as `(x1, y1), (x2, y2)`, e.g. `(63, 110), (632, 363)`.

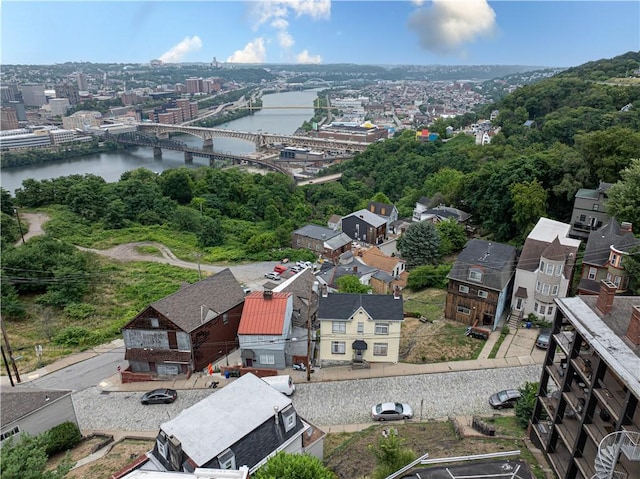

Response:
(160, 168), (194, 205)
(0, 270), (26, 319)
(336, 275), (371, 294)
(197, 216), (224, 247)
(435, 218), (467, 256)
(1, 212), (21, 248)
(252, 451), (335, 479)
(1, 187), (15, 214)
(510, 179), (548, 238)
(0, 433), (72, 479)
(397, 221), (441, 268)
(369, 429), (417, 479)
(606, 158), (640, 227)
(622, 246), (640, 295)
(514, 381), (540, 429)
(424, 167), (465, 205)
(406, 263), (452, 290)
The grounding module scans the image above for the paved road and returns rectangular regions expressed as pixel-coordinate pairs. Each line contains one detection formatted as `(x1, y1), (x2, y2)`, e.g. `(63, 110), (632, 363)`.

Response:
(74, 364), (541, 431)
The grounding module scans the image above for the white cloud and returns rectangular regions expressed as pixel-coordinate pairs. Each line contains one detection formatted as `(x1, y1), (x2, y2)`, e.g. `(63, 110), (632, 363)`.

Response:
(271, 18), (289, 30)
(296, 49), (322, 64)
(407, 0), (496, 55)
(158, 36), (202, 63)
(277, 30), (295, 49)
(253, 0), (331, 28)
(226, 38), (267, 63)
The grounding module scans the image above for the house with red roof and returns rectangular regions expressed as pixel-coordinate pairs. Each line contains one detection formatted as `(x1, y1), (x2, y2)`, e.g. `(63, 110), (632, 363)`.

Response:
(238, 291), (294, 370)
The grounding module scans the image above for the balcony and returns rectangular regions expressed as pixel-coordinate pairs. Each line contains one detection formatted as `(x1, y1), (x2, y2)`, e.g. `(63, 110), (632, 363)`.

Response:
(571, 355), (594, 384)
(575, 455), (596, 479)
(547, 360), (567, 387)
(547, 441), (574, 478)
(540, 392), (561, 419)
(557, 415), (581, 449)
(532, 420), (553, 447)
(554, 331), (574, 355)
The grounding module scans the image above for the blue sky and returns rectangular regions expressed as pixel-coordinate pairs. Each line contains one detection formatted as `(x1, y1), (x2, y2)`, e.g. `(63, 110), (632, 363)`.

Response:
(2, 1), (638, 67)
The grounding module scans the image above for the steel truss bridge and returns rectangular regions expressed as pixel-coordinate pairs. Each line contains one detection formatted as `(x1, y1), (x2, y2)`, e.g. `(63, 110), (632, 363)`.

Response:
(110, 132), (291, 176)
(137, 122), (370, 153)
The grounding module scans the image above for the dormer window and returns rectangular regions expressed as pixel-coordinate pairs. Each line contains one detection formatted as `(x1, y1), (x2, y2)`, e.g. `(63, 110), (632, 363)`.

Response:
(218, 449), (236, 470)
(282, 406), (297, 432)
(610, 253), (619, 267)
(468, 268), (483, 282)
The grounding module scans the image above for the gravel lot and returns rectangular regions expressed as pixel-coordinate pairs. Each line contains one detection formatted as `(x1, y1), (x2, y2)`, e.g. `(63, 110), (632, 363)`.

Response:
(74, 365), (541, 432)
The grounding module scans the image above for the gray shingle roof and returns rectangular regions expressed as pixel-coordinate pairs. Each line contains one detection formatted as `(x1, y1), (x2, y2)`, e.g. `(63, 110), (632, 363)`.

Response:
(447, 239), (517, 291)
(151, 268), (245, 333)
(343, 209), (387, 227)
(583, 219), (640, 266)
(1, 389), (73, 425)
(293, 224), (343, 241)
(318, 293), (404, 321)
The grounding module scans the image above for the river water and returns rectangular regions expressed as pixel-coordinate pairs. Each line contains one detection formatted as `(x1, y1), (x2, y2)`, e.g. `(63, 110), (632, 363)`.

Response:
(1, 89), (319, 194)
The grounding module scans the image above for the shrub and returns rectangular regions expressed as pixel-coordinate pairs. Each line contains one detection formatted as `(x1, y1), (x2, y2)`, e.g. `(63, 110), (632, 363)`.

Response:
(44, 421), (82, 456)
(64, 303), (97, 320)
(407, 263), (452, 290)
(53, 326), (91, 347)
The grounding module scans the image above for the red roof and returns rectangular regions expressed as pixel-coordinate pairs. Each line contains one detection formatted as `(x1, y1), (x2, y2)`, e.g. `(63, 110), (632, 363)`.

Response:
(238, 291), (291, 335)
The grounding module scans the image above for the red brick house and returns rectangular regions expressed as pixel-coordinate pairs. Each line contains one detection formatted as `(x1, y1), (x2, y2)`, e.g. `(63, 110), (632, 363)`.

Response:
(121, 268), (245, 379)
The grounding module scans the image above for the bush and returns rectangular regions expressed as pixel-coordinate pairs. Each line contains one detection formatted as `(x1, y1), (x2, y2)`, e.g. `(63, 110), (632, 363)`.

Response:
(407, 263), (452, 290)
(44, 421), (82, 456)
(515, 381), (540, 429)
(53, 326), (91, 347)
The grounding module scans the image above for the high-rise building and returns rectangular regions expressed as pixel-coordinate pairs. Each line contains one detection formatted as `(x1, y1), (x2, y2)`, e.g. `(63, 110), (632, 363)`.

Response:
(76, 72), (88, 91)
(49, 98), (71, 117)
(185, 77), (203, 94)
(7, 101), (27, 121)
(55, 83), (80, 105)
(1, 107), (19, 130)
(529, 285), (640, 479)
(1, 86), (16, 103)
(20, 84), (47, 107)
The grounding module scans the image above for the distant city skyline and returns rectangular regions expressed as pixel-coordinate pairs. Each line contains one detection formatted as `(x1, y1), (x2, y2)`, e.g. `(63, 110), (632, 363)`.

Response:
(2, 1), (638, 68)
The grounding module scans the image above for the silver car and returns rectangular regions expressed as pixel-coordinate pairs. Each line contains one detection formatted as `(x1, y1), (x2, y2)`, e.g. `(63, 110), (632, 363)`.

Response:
(371, 402), (413, 421)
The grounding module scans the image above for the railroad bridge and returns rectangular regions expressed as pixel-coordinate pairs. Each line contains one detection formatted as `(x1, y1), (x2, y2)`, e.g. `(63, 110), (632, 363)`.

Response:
(110, 132), (291, 176)
(137, 122), (370, 153)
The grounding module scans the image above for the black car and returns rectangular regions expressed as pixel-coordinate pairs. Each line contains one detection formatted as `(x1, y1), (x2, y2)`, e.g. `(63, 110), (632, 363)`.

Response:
(140, 388), (178, 405)
(489, 389), (521, 409)
(535, 329), (551, 349)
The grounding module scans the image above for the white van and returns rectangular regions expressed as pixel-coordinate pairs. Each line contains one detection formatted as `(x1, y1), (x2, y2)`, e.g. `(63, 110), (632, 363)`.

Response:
(262, 375), (295, 396)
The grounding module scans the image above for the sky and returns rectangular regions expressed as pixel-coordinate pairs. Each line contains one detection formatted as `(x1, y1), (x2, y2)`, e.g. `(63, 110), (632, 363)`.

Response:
(1, 1), (638, 68)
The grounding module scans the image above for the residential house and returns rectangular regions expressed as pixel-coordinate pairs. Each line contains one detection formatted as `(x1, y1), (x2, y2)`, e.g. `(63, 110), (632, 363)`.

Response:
(577, 220), (639, 295)
(238, 291), (293, 369)
(291, 224), (352, 262)
(314, 250), (378, 294)
(445, 239), (517, 329)
(317, 292), (404, 366)
(271, 269), (319, 366)
(341, 209), (387, 245)
(510, 218), (581, 324)
(122, 269), (245, 380)
(1, 389), (78, 445)
(412, 196), (431, 222)
(361, 246), (407, 294)
(569, 182), (613, 240)
(149, 373), (325, 474)
(420, 205), (472, 226)
(528, 289), (640, 479)
(120, 467), (250, 479)
(327, 214), (342, 231)
(367, 201), (399, 234)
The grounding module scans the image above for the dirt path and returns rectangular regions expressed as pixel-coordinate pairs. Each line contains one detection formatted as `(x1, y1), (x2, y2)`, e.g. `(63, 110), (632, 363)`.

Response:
(16, 212), (50, 245)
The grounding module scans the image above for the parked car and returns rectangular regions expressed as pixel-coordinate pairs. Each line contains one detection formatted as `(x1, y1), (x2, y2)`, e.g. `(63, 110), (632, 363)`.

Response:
(535, 329), (551, 349)
(290, 265), (302, 273)
(489, 389), (521, 409)
(273, 265), (287, 274)
(371, 402), (413, 421)
(265, 272), (281, 281)
(141, 388), (178, 405)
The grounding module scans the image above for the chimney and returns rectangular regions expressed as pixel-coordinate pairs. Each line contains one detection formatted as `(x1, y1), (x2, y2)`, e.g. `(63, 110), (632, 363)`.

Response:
(273, 406), (279, 426)
(263, 290), (273, 300)
(620, 222), (633, 233)
(321, 284), (328, 297)
(596, 280), (617, 315)
(393, 285), (401, 300)
(352, 265), (358, 273)
(625, 306), (640, 346)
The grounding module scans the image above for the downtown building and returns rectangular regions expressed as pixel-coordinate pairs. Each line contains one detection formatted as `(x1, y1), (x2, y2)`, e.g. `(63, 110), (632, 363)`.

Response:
(529, 283), (640, 479)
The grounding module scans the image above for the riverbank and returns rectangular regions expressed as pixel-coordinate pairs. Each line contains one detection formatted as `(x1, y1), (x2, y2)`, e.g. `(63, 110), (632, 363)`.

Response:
(0, 139), (125, 169)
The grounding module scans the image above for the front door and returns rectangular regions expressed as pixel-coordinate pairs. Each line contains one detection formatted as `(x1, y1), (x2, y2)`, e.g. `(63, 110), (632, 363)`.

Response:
(246, 358), (253, 367)
(515, 298), (523, 310)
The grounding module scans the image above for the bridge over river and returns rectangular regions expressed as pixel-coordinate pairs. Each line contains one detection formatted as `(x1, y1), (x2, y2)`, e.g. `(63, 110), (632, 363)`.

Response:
(137, 122), (370, 153)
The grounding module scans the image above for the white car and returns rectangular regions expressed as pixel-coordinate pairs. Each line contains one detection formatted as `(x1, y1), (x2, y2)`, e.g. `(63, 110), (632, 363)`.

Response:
(264, 272), (281, 281)
(371, 402), (413, 421)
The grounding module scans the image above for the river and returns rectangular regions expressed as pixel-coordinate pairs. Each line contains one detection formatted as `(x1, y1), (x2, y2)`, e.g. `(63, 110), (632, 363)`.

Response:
(1, 89), (320, 194)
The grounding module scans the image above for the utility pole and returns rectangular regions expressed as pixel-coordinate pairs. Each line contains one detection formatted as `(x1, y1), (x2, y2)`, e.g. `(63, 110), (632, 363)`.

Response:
(1, 345), (15, 387)
(1, 316), (21, 384)
(193, 252), (202, 280)
(14, 208), (25, 245)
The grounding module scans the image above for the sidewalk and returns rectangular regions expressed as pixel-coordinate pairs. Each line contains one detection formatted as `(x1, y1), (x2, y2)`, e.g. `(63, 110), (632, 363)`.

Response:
(3, 324), (544, 392)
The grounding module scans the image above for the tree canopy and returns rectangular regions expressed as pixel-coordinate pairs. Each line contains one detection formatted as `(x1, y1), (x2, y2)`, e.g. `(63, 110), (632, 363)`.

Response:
(397, 221), (441, 268)
(252, 452), (335, 479)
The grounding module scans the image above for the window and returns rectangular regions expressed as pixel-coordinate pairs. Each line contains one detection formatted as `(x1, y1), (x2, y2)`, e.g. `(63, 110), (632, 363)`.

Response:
(534, 302), (539, 313)
(223, 313), (229, 325)
(282, 406), (297, 432)
(315, 244), (321, 251)
(373, 343), (388, 356)
(357, 322), (364, 334)
(539, 260), (545, 272)
(478, 290), (488, 299)
(542, 284), (550, 295)
(588, 267), (597, 280)
(459, 285), (469, 293)
(0, 426), (19, 442)
(547, 305), (554, 315)
(593, 203), (599, 211)
(536, 281), (542, 293)
(296, 238), (301, 246)
(457, 305), (471, 315)
(218, 449), (236, 470)
(610, 253), (618, 266)
(546, 264), (554, 275)
(555, 264), (563, 276)
(468, 269), (483, 282)
(150, 318), (159, 328)
(332, 322), (346, 334)
(579, 214), (586, 222)
(606, 272), (612, 282)
(375, 323), (389, 335)
(260, 354), (275, 365)
(613, 275), (621, 287)
(331, 341), (346, 354)
(552, 285), (559, 296)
